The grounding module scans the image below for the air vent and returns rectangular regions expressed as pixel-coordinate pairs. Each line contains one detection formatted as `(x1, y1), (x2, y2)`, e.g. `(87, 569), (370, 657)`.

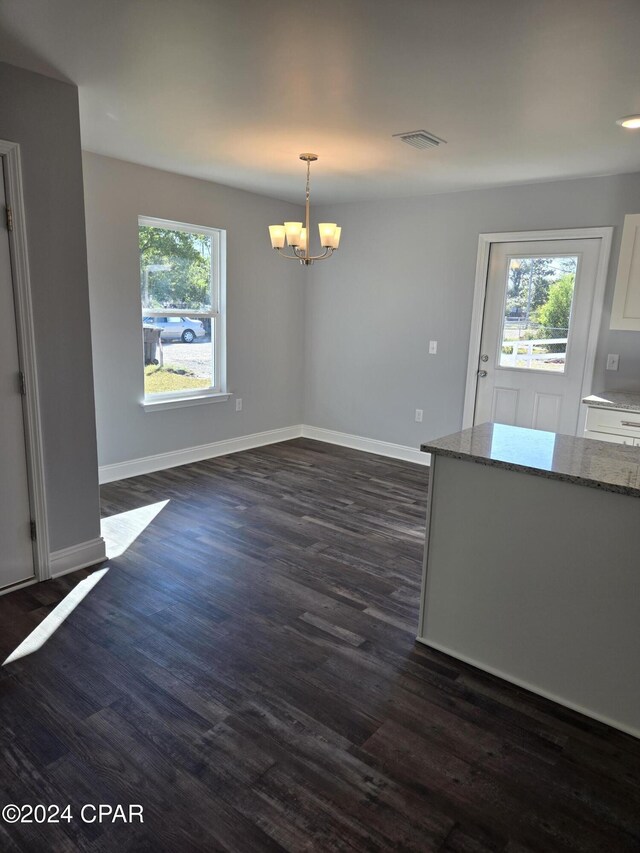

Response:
(392, 130), (446, 150)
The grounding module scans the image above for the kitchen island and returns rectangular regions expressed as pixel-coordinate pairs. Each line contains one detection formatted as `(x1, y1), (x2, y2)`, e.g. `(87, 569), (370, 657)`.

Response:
(418, 422), (640, 738)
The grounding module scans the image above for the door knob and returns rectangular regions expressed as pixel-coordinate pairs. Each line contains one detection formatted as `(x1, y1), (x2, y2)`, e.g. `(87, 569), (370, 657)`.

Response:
(478, 370), (488, 377)
(480, 354), (489, 362)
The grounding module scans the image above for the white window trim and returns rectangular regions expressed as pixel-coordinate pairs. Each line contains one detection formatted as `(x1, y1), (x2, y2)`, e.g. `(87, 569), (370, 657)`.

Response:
(141, 391), (232, 413)
(139, 215), (227, 408)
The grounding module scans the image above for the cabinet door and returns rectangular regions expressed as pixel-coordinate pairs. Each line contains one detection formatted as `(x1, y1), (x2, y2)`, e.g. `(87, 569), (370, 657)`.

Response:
(610, 213), (640, 331)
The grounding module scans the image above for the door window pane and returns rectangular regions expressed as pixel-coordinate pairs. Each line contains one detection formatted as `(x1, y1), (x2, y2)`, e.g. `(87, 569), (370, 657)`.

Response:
(500, 255), (578, 373)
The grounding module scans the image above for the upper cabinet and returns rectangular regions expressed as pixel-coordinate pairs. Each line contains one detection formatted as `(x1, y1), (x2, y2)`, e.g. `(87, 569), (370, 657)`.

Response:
(610, 213), (640, 330)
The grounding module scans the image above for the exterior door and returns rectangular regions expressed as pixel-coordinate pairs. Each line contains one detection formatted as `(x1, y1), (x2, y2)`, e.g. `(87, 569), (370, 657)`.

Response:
(474, 238), (601, 435)
(0, 161), (35, 589)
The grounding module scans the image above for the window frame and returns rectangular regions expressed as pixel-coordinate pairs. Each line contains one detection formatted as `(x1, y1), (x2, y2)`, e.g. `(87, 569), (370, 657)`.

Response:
(139, 215), (227, 409)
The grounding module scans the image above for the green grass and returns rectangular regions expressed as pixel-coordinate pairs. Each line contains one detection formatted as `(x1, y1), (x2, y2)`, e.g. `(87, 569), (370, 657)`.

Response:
(144, 364), (210, 394)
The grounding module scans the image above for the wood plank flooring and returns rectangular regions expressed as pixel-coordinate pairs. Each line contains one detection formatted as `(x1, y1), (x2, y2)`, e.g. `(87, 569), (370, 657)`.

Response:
(0, 438), (638, 851)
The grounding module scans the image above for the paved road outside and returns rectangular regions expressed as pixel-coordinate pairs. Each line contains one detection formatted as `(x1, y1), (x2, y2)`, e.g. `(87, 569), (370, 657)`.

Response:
(160, 338), (212, 379)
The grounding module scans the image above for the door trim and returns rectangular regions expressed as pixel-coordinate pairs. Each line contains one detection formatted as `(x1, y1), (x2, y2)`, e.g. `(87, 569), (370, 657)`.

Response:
(1, 139), (51, 583)
(462, 227), (613, 435)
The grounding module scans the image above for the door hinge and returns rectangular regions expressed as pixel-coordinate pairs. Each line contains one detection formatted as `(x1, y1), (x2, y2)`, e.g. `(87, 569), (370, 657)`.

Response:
(30, 520), (37, 542)
(18, 371), (26, 396)
(6, 205), (13, 232)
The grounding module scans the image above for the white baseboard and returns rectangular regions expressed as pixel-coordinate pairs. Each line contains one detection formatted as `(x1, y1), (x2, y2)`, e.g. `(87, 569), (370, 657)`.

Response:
(99, 423), (430, 485)
(301, 425), (430, 466)
(99, 425), (304, 483)
(49, 537), (107, 578)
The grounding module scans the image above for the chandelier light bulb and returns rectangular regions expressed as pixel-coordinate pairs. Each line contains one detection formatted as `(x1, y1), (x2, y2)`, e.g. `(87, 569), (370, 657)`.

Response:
(616, 115), (640, 129)
(268, 225), (286, 249)
(318, 223), (337, 247)
(284, 221), (303, 246)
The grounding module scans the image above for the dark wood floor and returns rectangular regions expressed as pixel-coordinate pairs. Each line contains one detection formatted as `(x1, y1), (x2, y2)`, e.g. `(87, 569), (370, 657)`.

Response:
(0, 438), (639, 852)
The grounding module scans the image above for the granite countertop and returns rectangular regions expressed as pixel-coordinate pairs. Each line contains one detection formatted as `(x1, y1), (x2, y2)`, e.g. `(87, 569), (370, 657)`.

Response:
(582, 390), (640, 412)
(420, 422), (640, 498)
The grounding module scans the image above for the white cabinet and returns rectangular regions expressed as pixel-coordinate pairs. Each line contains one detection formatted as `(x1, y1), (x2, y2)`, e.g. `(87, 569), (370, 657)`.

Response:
(610, 213), (640, 331)
(584, 404), (640, 444)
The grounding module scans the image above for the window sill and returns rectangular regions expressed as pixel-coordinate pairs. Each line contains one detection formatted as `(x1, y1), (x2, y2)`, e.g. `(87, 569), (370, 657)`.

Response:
(141, 392), (231, 412)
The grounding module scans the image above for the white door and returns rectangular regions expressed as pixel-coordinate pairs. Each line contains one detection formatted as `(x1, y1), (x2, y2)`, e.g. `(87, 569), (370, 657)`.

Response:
(474, 238), (601, 435)
(0, 161), (35, 589)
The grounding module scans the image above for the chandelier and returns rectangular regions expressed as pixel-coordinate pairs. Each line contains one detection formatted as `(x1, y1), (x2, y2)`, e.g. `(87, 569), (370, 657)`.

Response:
(268, 154), (342, 266)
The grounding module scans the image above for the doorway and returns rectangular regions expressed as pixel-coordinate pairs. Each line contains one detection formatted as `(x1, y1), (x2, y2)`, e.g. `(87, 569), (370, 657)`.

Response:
(0, 158), (35, 588)
(463, 229), (612, 435)
(0, 141), (49, 591)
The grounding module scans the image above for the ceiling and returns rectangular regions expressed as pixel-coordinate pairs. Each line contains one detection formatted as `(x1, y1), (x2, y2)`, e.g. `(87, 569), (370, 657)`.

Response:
(1, 0), (639, 203)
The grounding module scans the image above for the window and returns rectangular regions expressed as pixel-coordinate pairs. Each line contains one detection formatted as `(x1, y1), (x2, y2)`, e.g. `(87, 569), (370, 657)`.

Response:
(139, 217), (226, 405)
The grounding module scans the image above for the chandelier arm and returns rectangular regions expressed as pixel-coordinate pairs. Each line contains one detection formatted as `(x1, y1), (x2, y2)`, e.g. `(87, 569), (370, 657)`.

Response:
(305, 247), (334, 261)
(276, 248), (307, 261)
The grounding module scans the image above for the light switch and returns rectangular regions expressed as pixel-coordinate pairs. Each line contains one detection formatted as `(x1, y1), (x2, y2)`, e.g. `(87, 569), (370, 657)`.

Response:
(415, 409), (423, 422)
(429, 341), (437, 354)
(606, 354), (619, 371)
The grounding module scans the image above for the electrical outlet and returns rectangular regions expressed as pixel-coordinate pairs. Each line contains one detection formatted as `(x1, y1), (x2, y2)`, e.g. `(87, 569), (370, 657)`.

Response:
(429, 340), (438, 355)
(415, 409), (423, 423)
(606, 354), (619, 371)
(235, 397), (243, 411)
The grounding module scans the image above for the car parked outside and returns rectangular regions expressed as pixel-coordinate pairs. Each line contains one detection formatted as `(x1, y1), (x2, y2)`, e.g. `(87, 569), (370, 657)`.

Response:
(142, 316), (206, 343)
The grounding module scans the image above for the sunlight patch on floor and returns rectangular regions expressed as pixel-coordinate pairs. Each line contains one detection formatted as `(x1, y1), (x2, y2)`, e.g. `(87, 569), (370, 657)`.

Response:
(101, 500), (169, 559)
(3, 568), (109, 666)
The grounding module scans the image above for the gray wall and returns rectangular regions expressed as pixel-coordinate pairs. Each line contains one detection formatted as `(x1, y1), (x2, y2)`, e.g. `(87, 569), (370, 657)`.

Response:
(306, 173), (640, 447)
(83, 153), (305, 467)
(0, 62), (101, 552)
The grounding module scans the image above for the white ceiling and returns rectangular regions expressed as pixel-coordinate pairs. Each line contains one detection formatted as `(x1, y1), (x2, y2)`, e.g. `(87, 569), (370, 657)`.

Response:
(1, 0), (639, 203)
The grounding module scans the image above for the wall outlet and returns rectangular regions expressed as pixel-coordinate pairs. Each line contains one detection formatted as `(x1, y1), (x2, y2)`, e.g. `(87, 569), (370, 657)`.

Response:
(235, 397), (243, 411)
(429, 340), (438, 355)
(415, 408), (423, 423)
(606, 354), (619, 371)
